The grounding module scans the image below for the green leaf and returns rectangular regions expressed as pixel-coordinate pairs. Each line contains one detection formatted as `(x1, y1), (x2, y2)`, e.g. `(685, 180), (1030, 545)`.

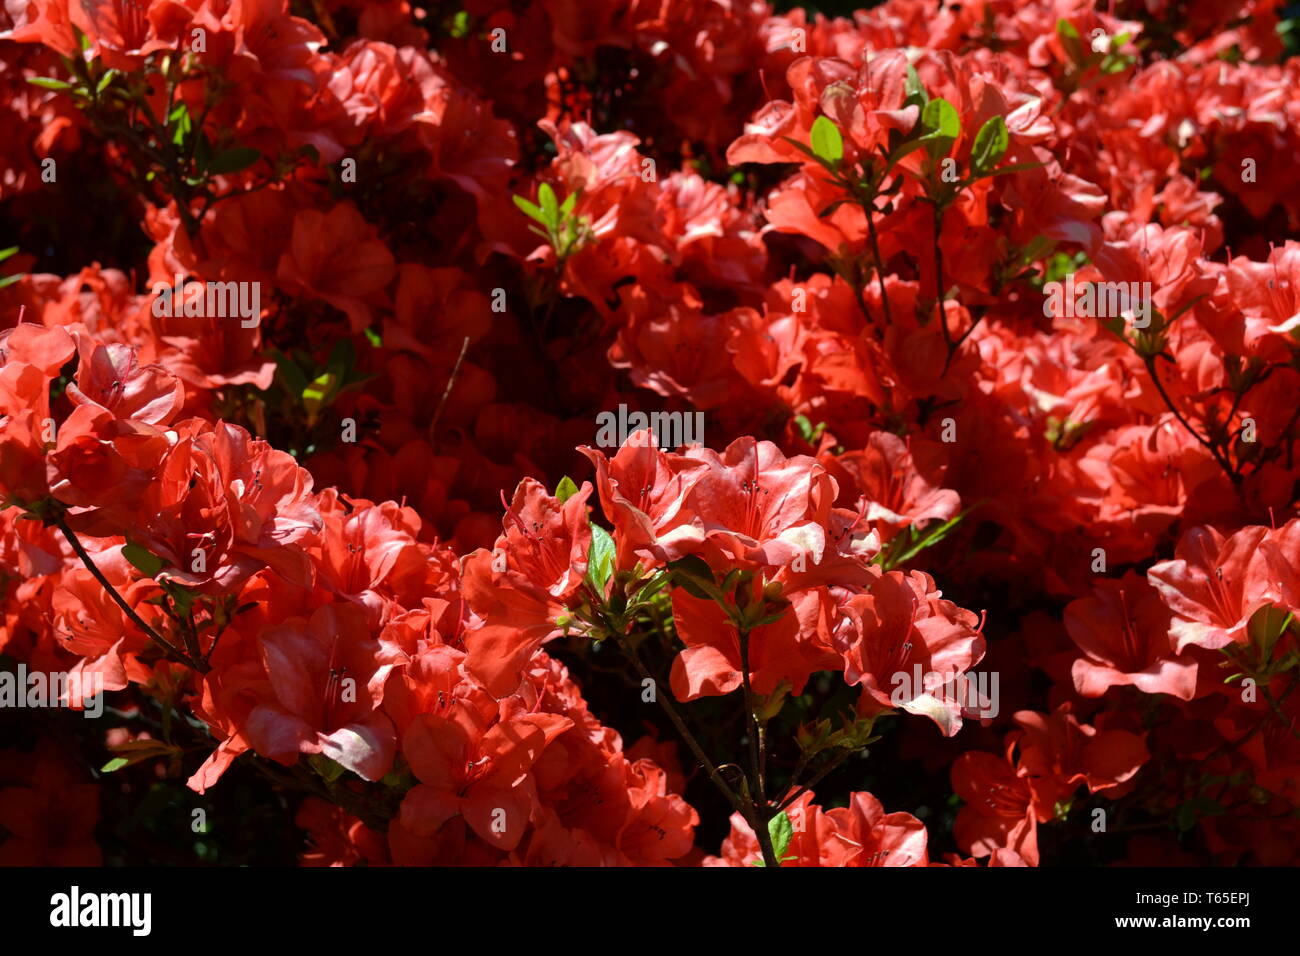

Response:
(666, 554), (723, 602)
(1099, 53), (1132, 75)
(26, 76), (72, 91)
(922, 99), (960, 139)
(512, 194), (546, 225)
(207, 146), (260, 175)
(169, 102), (192, 147)
(309, 754), (347, 783)
(160, 578), (197, 615)
(970, 115), (1009, 178)
(538, 182), (560, 229)
(101, 740), (175, 773)
(768, 811), (793, 863)
(122, 542), (164, 578)
(194, 131), (213, 172)
(272, 349), (309, 397)
(1056, 19), (1085, 65)
(810, 115), (843, 165)
(877, 508), (972, 571)
(554, 476), (580, 504)
(0, 246), (20, 288)
(302, 370), (338, 422)
(919, 98), (960, 163)
(326, 338), (356, 380)
(793, 414), (827, 443)
(1246, 604), (1292, 662)
(587, 524), (617, 592)
(1176, 795), (1225, 832)
(982, 161), (1045, 179)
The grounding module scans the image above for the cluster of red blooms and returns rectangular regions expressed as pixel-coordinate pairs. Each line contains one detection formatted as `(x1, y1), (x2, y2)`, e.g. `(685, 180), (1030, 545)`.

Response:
(1, 0), (1299, 867)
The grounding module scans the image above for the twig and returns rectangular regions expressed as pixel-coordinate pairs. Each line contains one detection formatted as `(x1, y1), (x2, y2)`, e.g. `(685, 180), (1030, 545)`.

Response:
(1144, 354), (1240, 484)
(428, 336), (470, 443)
(52, 511), (207, 672)
(621, 636), (751, 822)
(865, 201), (893, 327)
(933, 202), (952, 351)
(777, 748), (853, 812)
(739, 630), (779, 867)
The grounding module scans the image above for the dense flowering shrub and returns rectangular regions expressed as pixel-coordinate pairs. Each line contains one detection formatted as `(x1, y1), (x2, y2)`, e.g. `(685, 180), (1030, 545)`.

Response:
(1, 0), (1300, 867)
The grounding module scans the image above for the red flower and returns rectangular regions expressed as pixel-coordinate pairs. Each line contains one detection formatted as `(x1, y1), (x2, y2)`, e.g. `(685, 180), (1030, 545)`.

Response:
(578, 431), (707, 568)
(837, 568), (985, 736)
(462, 478), (592, 698)
(709, 790), (929, 867)
(245, 602), (396, 781)
(276, 203), (396, 333)
(1148, 524), (1280, 651)
(400, 701), (571, 852)
(1066, 573), (1198, 700)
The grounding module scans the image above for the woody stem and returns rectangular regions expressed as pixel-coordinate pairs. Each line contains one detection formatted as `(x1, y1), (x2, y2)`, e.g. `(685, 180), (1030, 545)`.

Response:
(621, 635), (754, 825)
(1142, 354), (1240, 485)
(778, 748), (852, 812)
(1262, 685), (1300, 742)
(52, 511), (208, 672)
(739, 630), (779, 867)
(865, 193), (893, 327)
(933, 202), (952, 352)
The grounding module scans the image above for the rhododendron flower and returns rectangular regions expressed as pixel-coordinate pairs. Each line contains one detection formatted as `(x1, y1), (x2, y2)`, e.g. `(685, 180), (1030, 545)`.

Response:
(823, 431), (960, 540)
(461, 478), (592, 697)
(1148, 525), (1281, 651)
(578, 429), (706, 567)
(7, 0), (1300, 872)
(1066, 574), (1198, 700)
(245, 602), (396, 781)
(952, 749), (1042, 866)
(132, 422), (323, 592)
(0, 324), (75, 505)
(678, 436), (837, 571)
(709, 790), (929, 867)
(837, 568), (985, 736)
(668, 584), (838, 701)
(400, 701), (571, 851)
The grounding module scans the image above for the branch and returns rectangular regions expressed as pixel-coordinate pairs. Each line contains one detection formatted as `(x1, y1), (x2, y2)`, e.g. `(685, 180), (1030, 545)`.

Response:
(739, 630), (779, 867)
(51, 510), (208, 672)
(777, 747), (853, 813)
(621, 635), (752, 824)
(1143, 354), (1240, 485)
